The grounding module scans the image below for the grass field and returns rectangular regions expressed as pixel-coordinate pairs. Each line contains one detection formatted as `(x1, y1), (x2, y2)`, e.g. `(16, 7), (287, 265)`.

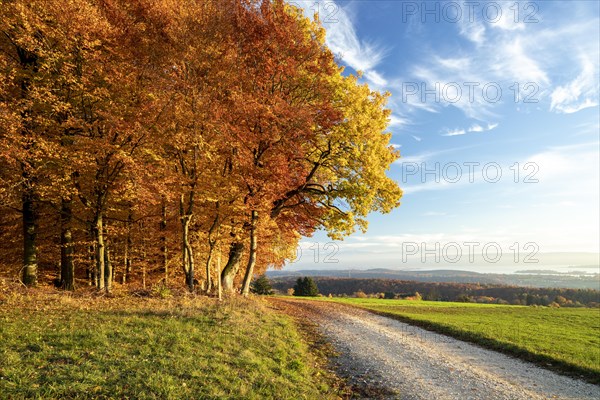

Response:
(315, 297), (600, 383)
(0, 291), (341, 399)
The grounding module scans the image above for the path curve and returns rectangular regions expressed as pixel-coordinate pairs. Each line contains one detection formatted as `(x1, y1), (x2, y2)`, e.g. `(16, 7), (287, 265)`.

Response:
(271, 298), (599, 400)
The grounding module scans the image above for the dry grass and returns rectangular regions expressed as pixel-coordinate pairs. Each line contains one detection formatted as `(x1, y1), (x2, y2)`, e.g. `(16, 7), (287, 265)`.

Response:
(0, 283), (344, 399)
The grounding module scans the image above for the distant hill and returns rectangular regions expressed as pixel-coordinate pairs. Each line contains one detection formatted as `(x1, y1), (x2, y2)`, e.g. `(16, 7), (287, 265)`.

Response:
(269, 277), (600, 307)
(266, 268), (600, 290)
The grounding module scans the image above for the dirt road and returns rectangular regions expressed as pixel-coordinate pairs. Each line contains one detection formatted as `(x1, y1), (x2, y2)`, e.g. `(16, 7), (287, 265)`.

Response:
(269, 298), (599, 400)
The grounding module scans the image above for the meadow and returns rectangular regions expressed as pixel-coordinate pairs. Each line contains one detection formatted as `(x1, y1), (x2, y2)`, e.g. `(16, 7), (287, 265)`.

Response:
(0, 291), (341, 399)
(317, 297), (600, 383)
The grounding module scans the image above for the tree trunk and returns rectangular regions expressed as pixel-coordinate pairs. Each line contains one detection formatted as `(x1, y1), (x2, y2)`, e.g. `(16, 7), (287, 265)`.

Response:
(104, 220), (113, 291)
(205, 210), (220, 293)
(180, 193), (195, 292)
(17, 46), (39, 287)
(111, 243), (116, 283)
(140, 220), (147, 290)
(104, 246), (112, 292)
(221, 242), (244, 293)
(21, 189), (37, 286)
(181, 215), (194, 292)
(122, 210), (132, 284)
(241, 211), (258, 297)
(87, 236), (95, 286)
(60, 198), (75, 290)
(161, 200), (168, 284)
(205, 246), (214, 293)
(217, 243), (222, 301)
(122, 239), (129, 285)
(94, 213), (105, 290)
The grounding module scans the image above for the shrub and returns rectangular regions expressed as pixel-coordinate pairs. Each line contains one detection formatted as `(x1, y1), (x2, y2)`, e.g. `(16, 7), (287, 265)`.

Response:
(251, 275), (274, 295)
(293, 277), (319, 297)
(152, 284), (172, 299)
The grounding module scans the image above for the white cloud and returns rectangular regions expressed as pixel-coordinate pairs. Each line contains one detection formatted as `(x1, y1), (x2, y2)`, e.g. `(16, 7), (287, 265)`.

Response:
(490, 9), (526, 32)
(395, 144), (479, 164)
(407, 60), (498, 119)
(291, 1), (390, 89)
(436, 57), (471, 70)
(468, 124), (484, 132)
(550, 56), (599, 114)
(364, 70), (388, 87)
(442, 128), (466, 137)
(463, 122), (499, 134)
(459, 19), (486, 45)
(316, 1), (388, 88)
(439, 121), (499, 136)
(388, 114), (409, 128)
(400, 9), (599, 119)
(496, 38), (549, 85)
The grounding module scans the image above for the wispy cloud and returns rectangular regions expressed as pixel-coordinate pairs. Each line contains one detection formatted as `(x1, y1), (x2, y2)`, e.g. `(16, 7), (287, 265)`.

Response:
(395, 144), (477, 164)
(441, 123), (498, 136)
(406, 59), (498, 120)
(364, 70), (388, 87)
(402, 178), (466, 194)
(495, 38), (549, 85)
(388, 114), (409, 128)
(399, 4), (598, 118)
(468, 124), (485, 132)
(459, 19), (486, 45)
(442, 128), (466, 137)
(315, 1), (388, 86)
(550, 55), (599, 113)
(490, 10), (526, 32)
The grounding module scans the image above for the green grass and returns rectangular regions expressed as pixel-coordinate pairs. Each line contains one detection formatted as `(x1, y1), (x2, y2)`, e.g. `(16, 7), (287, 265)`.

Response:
(0, 293), (339, 399)
(311, 297), (600, 383)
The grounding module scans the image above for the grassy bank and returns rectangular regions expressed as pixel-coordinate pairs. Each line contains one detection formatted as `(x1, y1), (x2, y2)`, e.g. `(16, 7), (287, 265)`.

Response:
(0, 291), (340, 399)
(310, 297), (600, 383)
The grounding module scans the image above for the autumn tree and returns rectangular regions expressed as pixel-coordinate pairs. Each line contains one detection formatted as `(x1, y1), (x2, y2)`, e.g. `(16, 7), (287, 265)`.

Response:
(215, 0), (345, 294)
(0, 0), (402, 295)
(0, 0), (65, 286)
(223, 1), (402, 294)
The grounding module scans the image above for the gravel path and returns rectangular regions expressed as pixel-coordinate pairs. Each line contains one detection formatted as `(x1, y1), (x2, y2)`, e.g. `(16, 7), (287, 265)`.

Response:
(271, 299), (600, 400)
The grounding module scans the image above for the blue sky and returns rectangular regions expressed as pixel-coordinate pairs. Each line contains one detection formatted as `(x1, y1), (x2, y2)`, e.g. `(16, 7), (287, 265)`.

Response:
(286, 1), (600, 272)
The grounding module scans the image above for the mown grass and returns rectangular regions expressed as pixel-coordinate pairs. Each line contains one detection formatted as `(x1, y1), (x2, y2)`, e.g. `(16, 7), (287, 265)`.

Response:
(311, 297), (600, 383)
(0, 291), (340, 399)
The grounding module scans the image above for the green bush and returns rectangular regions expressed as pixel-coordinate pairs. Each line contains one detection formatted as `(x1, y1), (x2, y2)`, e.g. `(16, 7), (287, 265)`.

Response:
(251, 275), (274, 295)
(293, 277), (319, 297)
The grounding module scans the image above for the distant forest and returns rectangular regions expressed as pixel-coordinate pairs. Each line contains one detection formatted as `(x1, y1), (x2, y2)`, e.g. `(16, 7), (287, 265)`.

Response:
(271, 277), (600, 307)
(268, 268), (600, 289)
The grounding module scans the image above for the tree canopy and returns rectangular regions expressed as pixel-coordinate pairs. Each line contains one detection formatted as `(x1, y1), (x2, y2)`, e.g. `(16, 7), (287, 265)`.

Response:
(0, 0), (402, 294)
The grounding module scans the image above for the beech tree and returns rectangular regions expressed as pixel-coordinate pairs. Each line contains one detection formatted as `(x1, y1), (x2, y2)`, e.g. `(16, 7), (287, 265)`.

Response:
(0, 0), (402, 294)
